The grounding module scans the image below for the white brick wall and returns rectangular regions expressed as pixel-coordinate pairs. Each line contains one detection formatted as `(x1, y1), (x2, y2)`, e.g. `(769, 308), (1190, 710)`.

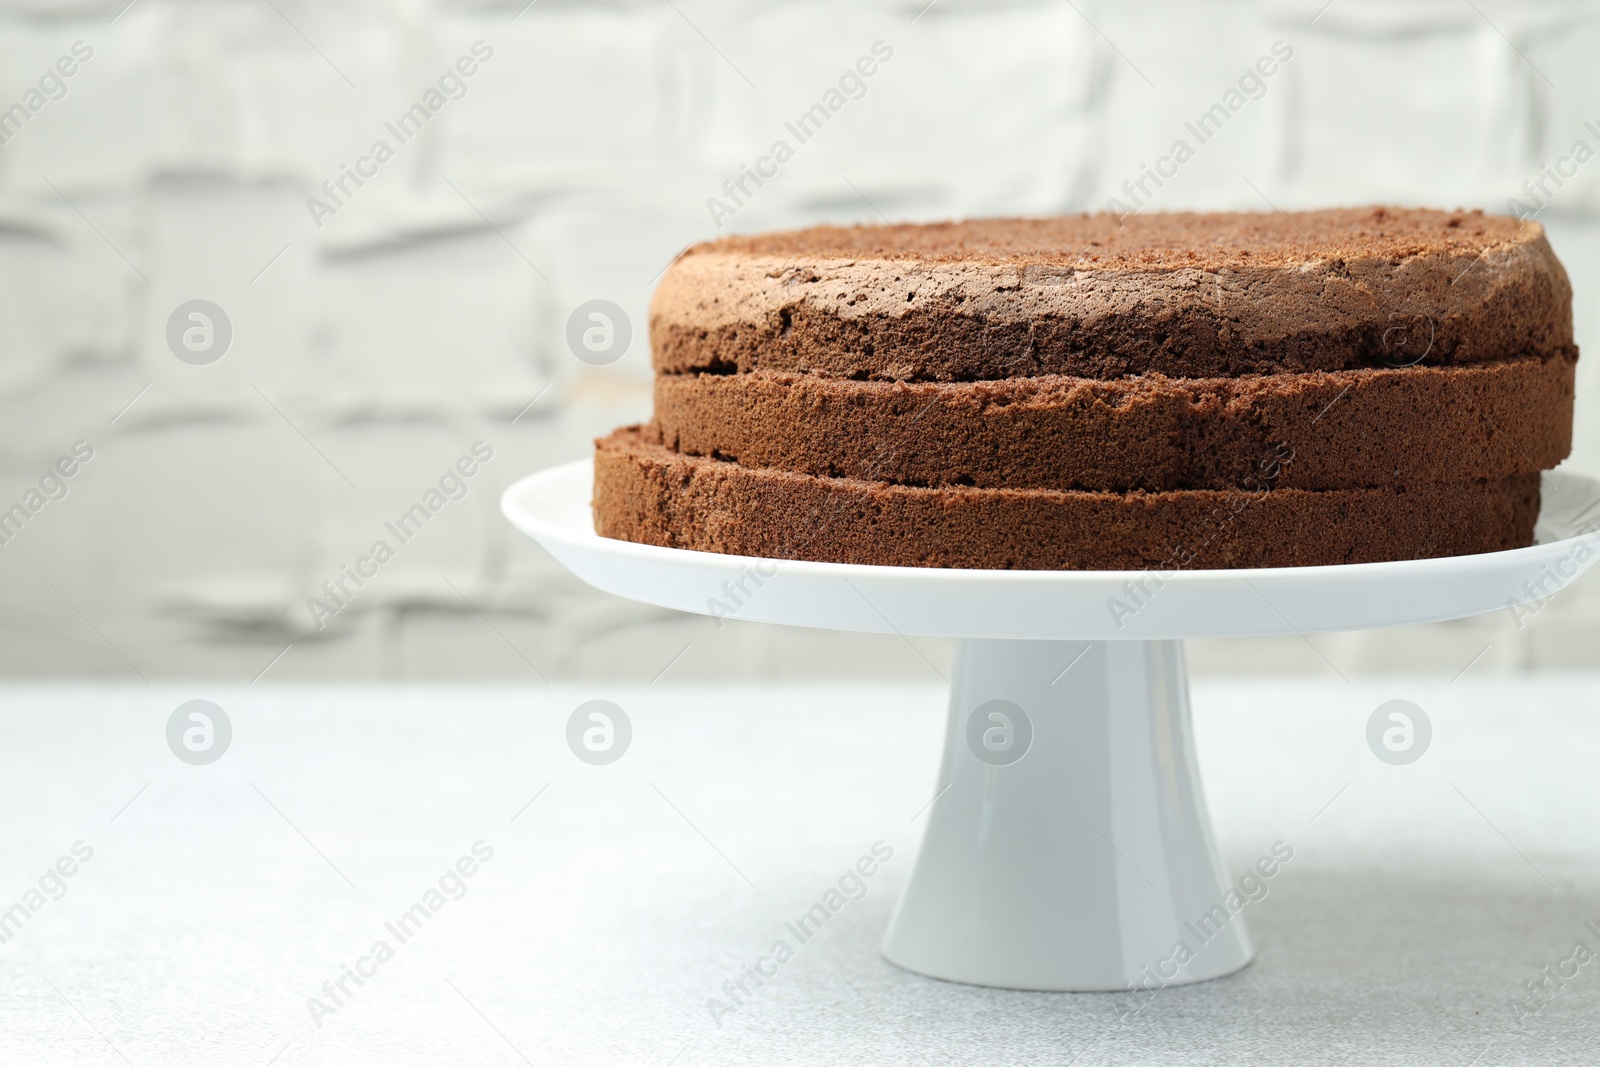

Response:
(0, 0), (1596, 681)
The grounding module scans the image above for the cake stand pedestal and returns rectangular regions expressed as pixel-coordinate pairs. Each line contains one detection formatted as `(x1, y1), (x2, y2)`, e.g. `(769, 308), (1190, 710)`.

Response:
(503, 463), (1600, 992)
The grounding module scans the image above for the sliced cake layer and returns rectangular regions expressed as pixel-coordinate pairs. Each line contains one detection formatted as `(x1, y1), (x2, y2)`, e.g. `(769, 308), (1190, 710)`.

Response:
(651, 208), (1572, 381)
(651, 353), (1574, 492)
(594, 427), (1540, 570)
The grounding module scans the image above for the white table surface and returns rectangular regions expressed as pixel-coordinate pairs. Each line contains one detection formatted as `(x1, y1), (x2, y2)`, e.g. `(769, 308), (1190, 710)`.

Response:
(2, 676), (1599, 1066)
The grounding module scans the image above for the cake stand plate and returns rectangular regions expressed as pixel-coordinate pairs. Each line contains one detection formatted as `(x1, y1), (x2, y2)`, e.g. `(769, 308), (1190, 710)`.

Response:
(502, 462), (1600, 991)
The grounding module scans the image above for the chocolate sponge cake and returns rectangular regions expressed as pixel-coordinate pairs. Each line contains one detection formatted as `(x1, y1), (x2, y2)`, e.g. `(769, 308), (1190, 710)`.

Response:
(596, 208), (1575, 571)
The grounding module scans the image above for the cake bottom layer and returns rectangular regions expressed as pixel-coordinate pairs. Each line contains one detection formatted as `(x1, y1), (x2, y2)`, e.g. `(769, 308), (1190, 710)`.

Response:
(594, 427), (1540, 570)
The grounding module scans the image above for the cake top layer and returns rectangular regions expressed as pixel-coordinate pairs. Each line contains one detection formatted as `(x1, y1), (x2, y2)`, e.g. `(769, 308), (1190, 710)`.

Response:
(651, 207), (1574, 381)
(688, 207), (1528, 272)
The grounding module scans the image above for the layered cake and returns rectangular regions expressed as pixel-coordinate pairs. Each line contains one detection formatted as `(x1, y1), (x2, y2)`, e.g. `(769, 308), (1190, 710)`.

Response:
(595, 208), (1576, 569)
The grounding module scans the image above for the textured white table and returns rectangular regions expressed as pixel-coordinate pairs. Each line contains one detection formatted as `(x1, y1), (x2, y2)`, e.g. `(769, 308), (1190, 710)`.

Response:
(2, 677), (1599, 1066)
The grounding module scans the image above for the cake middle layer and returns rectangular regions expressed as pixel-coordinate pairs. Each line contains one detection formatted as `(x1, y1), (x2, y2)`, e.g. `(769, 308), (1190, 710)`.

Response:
(595, 426), (1541, 571)
(651, 353), (1573, 492)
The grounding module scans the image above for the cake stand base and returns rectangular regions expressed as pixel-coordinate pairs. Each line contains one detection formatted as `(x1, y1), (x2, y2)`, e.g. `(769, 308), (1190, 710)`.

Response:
(882, 638), (1253, 991)
(502, 460), (1600, 993)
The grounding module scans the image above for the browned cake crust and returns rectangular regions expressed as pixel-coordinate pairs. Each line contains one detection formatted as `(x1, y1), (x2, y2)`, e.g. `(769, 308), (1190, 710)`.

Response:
(594, 427), (1540, 570)
(651, 208), (1573, 381)
(651, 353), (1574, 492)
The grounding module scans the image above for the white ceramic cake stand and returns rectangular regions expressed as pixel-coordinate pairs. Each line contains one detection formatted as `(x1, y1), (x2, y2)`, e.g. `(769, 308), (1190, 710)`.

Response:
(502, 462), (1600, 992)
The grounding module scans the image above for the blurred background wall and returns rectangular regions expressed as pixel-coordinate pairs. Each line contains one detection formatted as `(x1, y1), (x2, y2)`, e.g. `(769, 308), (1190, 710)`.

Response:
(0, 0), (1595, 683)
